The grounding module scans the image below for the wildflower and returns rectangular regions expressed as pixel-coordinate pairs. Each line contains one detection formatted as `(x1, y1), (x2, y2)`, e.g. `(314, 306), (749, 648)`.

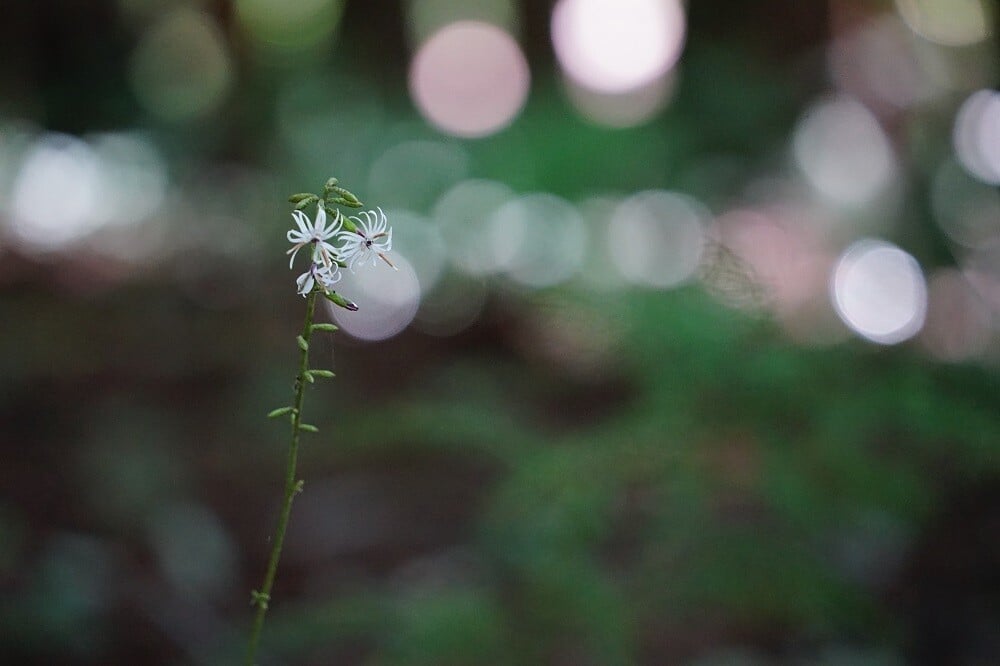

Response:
(295, 262), (341, 296)
(338, 207), (395, 271)
(287, 207), (341, 269)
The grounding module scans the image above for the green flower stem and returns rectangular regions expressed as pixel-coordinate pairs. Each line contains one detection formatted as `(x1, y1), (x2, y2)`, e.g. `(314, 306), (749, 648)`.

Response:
(246, 289), (319, 666)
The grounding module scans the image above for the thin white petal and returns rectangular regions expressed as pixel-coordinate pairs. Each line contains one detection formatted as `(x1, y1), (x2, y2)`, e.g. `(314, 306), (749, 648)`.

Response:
(314, 206), (327, 235)
(324, 209), (340, 236)
(288, 244), (303, 268)
(292, 209), (312, 236)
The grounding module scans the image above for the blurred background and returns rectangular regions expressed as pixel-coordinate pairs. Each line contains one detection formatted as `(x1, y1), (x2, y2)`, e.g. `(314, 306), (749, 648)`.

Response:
(1, 0), (999, 664)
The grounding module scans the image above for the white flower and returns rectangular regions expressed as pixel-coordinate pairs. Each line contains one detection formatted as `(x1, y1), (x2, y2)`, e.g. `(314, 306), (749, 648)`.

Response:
(295, 262), (342, 296)
(337, 207), (395, 271)
(287, 207), (341, 269)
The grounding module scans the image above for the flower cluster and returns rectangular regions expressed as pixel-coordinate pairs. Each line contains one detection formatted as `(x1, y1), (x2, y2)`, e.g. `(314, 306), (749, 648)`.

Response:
(287, 203), (394, 299)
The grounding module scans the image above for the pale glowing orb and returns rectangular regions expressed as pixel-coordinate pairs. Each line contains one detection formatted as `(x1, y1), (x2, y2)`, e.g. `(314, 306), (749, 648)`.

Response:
(489, 194), (587, 287)
(832, 240), (927, 345)
(328, 254), (421, 342)
(575, 196), (627, 291)
(91, 132), (168, 226)
(953, 89), (1000, 186)
(409, 21), (530, 138)
(551, 0), (686, 93)
(434, 179), (515, 275)
(7, 131), (167, 255)
(607, 190), (706, 289)
(129, 8), (233, 121)
(793, 97), (896, 207)
(895, 0), (993, 47)
(11, 134), (103, 249)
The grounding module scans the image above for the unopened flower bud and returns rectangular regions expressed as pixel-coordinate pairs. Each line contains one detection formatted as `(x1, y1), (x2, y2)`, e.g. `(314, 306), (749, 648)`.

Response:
(324, 291), (359, 311)
(332, 186), (360, 203)
(294, 195), (319, 210)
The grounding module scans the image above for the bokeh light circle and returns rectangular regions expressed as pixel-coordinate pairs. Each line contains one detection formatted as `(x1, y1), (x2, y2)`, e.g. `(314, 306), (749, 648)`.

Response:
(11, 134), (102, 249)
(831, 239), (927, 345)
(551, 0), (686, 93)
(367, 140), (469, 211)
(409, 21), (530, 138)
(489, 194), (587, 287)
(793, 97), (896, 207)
(607, 190), (706, 288)
(434, 179), (516, 275)
(129, 8), (233, 122)
(328, 254), (421, 342)
(953, 89), (1000, 186)
(91, 132), (168, 227)
(7, 131), (168, 254)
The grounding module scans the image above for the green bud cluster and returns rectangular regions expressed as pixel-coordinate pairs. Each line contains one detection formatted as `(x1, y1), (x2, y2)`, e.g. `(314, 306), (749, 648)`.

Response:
(289, 178), (363, 211)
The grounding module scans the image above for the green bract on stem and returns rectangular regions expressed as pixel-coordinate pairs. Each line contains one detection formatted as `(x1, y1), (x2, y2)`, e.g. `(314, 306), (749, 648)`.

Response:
(245, 179), (393, 665)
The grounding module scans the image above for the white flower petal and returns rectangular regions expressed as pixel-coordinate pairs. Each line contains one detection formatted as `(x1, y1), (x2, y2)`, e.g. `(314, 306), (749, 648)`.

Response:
(292, 209), (311, 235)
(288, 244), (304, 268)
(296, 269), (315, 296)
(314, 205), (327, 234)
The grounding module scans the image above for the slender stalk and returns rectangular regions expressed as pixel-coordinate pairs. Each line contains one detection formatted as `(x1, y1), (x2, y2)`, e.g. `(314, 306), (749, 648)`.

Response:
(245, 290), (318, 666)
